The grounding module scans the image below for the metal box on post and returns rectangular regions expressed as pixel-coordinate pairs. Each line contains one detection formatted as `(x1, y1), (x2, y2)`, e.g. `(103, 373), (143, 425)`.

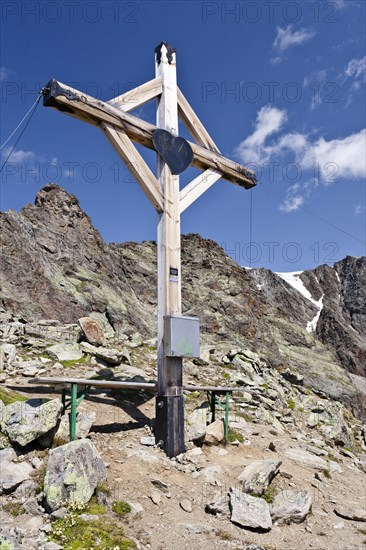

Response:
(164, 315), (200, 358)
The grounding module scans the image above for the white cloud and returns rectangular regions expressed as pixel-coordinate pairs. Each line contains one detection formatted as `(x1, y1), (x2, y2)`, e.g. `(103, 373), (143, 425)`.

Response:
(279, 188), (305, 213)
(273, 25), (316, 53)
(344, 56), (366, 82)
(0, 67), (16, 82)
(354, 204), (366, 216)
(236, 105), (366, 182)
(1, 147), (35, 163)
(304, 130), (366, 181)
(234, 105), (287, 164)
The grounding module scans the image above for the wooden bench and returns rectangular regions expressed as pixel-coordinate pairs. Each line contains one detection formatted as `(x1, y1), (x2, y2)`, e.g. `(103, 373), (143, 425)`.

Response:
(29, 377), (242, 442)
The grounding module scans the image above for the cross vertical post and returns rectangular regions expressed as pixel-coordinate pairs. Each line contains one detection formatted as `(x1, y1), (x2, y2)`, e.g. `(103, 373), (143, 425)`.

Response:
(154, 43), (185, 457)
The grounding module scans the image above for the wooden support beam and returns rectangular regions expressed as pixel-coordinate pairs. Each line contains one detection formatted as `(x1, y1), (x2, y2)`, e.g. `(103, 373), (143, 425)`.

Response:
(179, 169), (222, 214)
(107, 77), (162, 112)
(177, 87), (220, 153)
(43, 79), (256, 189)
(101, 123), (164, 212)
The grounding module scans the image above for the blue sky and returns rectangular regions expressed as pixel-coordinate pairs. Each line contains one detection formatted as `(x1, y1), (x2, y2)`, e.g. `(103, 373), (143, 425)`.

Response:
(1, 0), (365, 271)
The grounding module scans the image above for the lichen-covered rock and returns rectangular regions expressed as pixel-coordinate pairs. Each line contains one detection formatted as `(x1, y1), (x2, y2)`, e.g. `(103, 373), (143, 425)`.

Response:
(1, 398), (63, 446)
(238, 459), (282, 496)
(44, 438), (106, 511)
(229, 488), (272, 531)
(46, 343), (84, 362)
(271, 490), (312, 524)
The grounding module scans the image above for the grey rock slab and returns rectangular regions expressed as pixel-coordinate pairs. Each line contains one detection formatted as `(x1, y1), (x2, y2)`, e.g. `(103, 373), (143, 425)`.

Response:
(56, 410), (96, 441)
(140, 436), (155, 446)
(44, 438), (106, 512)
(149, 490), (162, 505)
(334, 505), (366, 522)
(238, 459), (282, 496)
(0, 455), (33, 494)
(46, 343), (83, 362)
(79, 342), (124, 364)
(180, 498), (193, 512)
(151, 478), (170, 495)
(44, 542), (64, 550)
(229, 488), (272, 531)
(205, 491), (230, 518)
(284, 448), (327, 470)
(204, 419), (225, 445)
(127, 501), (144, 516)
(184, 523), (215, 534)
(1, 398), (63, 447)
(13, 480), (38, 499)
(271, 490), (312, 524)
(1, 343), (17, 365)
(0, 528), (21, 550)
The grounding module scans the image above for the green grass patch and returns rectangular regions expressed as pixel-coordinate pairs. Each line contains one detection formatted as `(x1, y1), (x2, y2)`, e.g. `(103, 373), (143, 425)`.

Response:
(287, 398), (296, 410)
(226, 428), (244, 444)
(32, 462), (47, 494)
(223, 371), (230, 380)
(50, 513), (135, 549)
(0, 387), (28, 406)
(3, 502), (26, 516)
(322, 468), (332, 479)
(59, 355), (90, 368)
(255, 485), (278, 504)
(112, 500), (131, 517)
(96, 481), (111, 496)
(85, 496), (106, 515)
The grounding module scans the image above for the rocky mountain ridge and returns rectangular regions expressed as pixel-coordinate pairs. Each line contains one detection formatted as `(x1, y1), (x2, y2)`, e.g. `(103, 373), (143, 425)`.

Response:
(1, 184), (365, 418)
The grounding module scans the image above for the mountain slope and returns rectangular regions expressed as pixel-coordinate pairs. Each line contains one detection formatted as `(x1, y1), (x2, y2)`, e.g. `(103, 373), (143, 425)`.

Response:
(0, 184), (365, 416)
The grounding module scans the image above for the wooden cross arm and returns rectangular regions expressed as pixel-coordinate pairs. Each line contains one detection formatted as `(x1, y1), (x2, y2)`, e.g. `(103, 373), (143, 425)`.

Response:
(43, 79), (257, 189)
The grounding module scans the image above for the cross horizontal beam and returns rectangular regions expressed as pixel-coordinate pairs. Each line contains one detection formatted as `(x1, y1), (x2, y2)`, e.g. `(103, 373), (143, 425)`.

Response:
(43, 79), (257, 189)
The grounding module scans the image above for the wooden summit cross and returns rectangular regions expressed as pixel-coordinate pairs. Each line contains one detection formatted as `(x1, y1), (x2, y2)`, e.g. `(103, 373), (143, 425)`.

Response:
(42, 42), (256, 457)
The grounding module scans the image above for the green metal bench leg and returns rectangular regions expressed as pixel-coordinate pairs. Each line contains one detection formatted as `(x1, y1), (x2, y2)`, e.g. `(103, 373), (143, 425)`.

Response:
(69, 383), (77, 441)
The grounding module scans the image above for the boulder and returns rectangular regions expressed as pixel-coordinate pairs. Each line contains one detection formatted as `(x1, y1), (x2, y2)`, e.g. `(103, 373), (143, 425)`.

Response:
(80, 342), (125, 365)
(284, 448), (327, 470)
(205, 490), (230, 518)
(46, 343), (84, 362)
(1, 398), (63, 447)
(1, 343), (17, 366)
(238, 459), (282, 496)
(0, 528), (21, 550)
(78, 316), (104, 346)
(229, 488), (272, 531)
(186, 402), (210, 441)
(271, 490), (312, 524)
(0, 448), (33, 494)
(44, 438), (106, 511)
(334, 505), (366, 522)
(55, 410), (96, 441)
(204, 419), (225, 445)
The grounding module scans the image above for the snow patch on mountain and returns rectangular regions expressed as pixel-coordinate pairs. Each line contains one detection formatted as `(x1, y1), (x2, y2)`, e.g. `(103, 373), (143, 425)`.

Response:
(276, 271), (323, 332)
